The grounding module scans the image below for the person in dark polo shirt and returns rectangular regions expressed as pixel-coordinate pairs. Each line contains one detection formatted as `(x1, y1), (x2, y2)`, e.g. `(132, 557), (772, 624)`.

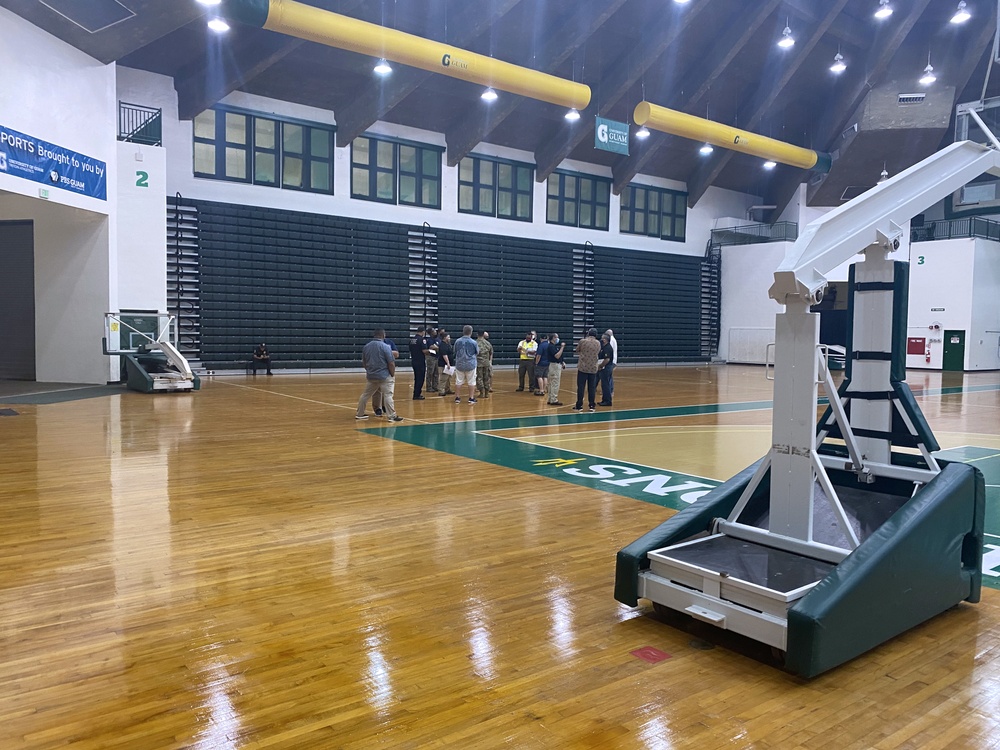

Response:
(409, 326), (427, 400)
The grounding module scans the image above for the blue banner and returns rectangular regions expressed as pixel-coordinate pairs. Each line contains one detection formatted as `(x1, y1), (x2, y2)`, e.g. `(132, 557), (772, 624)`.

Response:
(0, 124), (107, 201)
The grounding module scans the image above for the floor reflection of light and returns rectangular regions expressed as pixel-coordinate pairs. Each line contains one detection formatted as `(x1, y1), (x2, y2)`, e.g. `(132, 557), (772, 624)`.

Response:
(363, 626), (394, 715)
(547, 579), (576, 655)
(637, 715), (674, 750)
(465, 597), (497, 683)
(191, 658), (241, 750)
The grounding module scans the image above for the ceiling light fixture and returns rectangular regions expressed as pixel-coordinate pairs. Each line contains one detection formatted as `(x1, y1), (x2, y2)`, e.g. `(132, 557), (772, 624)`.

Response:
(777, 19), (795, 49)
(830, 51), (847, 74)
(878, 163), (889, 183)
(874, 0), (893, 19)
(919, 53), (936, 86)
(481, 87), (498, 102)
(635, 126), (651, 139)
(699, 143), (714, 155)
(207, 17), (230, 32)
(951, 1), (971, 23)
(373, 58), (392, 76)
(673, 0), (692, 4)
(196, 0), (221, 5)
(565, 108), (581, 121)
(763, 160), (777, 170)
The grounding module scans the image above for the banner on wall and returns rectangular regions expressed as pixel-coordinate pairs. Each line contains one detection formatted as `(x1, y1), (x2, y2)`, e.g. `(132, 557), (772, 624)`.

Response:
(0, 124), (107, 201)
(594, 116), (629, 156)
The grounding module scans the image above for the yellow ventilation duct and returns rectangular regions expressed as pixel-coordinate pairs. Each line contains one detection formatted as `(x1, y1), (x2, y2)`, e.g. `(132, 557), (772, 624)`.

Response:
(634, 101), (832, 172)
(220, 0), (591, 111)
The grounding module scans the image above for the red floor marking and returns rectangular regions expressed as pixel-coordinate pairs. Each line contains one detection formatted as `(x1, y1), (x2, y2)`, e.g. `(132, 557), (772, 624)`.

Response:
(631, 646), (671, 663)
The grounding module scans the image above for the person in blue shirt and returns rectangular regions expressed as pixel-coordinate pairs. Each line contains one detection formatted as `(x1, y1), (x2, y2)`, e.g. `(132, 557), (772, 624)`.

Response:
(372, 335), (399, 416)
(356, 329), (402, 422)
(534, 335), (551, 396)
(452, 324), (480, 404)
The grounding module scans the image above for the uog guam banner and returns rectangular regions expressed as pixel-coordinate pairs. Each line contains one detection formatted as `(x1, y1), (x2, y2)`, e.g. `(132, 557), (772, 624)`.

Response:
(0, 124), (107, 201)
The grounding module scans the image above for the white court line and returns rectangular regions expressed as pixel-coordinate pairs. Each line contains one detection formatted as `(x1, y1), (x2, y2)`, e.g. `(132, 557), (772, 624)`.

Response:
(483, 431), (723, 484)
(213, 380), (433, 424)
(986, 533), (1000, 540)
(485, 406), (772, 435)
(1, 386), (105, 399)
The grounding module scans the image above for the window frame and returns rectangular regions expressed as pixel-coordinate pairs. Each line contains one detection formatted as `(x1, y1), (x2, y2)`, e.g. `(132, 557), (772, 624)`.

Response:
(546, 170), (611, 231)
(192, 105), (335, 195)
(620, 183), (688, 242)
(352, 134), (443, 209)
(459, 154), (534, 222)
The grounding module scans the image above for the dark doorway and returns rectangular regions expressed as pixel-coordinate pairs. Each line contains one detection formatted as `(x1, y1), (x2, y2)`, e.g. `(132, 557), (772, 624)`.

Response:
(0, 220), (36, 380)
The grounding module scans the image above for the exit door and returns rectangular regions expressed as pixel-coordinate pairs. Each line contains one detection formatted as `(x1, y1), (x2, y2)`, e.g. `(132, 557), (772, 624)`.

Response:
(942, 330), (966, 371)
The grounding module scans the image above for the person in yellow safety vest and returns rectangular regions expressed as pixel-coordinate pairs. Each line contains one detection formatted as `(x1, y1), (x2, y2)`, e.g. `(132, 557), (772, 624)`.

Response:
(516, 331), (537, 392)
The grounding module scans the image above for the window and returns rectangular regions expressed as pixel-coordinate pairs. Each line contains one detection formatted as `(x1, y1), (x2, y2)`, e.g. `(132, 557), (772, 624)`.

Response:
(620, 184), (687, 242)
(193, 106), (334, 194)
(546, 171), (610, 230)
(352, 135), (442, 208)
(458, 155), (533, 221)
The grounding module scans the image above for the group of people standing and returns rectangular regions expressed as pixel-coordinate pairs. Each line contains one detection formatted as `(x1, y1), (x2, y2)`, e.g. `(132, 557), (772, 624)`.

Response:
(571, 328), (617, 412)
(356, 325), (617, 420)
(409, 326), (495, 401)
(515, 331), (567, 406)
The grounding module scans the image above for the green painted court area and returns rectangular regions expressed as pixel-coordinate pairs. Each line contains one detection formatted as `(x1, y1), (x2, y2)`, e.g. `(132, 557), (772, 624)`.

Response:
(368, 394), (1000, 590)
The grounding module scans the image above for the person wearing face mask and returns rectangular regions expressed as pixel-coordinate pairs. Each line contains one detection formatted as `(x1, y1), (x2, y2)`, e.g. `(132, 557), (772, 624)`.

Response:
(546, 332), (566, 406)
(475, 330), (494, 399)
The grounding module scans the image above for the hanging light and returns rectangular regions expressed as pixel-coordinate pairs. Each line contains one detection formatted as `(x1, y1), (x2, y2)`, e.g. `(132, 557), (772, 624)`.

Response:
(830, 51), (847, 74)
(565, 108), (581, 121)
(373, 58), (393, 76)
(699, 143), (714, 155)
(207, 17), (230, 32)
(777, 19), (795, 49)
(196, 0), (221, 5)
(951, 1), (971, 23)
(874, 0), (893, 19)
(919, 53), (936, 86)
(763, 160), (777, 170)
(481, 87), (498, 102)
(635, 126), (651, 139)
(878, 163), (889, 183)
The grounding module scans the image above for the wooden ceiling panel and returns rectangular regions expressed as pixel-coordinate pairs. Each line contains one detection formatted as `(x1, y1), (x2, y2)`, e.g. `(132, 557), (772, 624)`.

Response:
(6, 0), (992, 210)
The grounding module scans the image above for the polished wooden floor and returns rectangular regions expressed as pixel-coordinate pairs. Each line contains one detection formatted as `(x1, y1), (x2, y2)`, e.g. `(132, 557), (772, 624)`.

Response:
(1, 365), (999, 749)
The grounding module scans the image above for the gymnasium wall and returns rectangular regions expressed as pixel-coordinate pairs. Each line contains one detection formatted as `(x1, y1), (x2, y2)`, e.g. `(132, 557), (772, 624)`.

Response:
(115, 66), (762, 260)
(0, 8), (116, 217)
(970, 239), (1000, 370)
(907, 237), (1000, 370)
(0, 10), (121, 383)
(192, 200), (706, 368)
(0, 192), (111, 383)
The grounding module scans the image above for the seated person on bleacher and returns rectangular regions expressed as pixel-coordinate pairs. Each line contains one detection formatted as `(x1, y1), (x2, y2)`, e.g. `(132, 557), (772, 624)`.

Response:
(253, 342), (273, 375)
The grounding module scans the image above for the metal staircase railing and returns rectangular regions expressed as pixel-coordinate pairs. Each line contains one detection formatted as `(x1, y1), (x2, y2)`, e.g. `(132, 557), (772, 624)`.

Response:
(166, 195), (201, 360)
(408, 222), (439, 331)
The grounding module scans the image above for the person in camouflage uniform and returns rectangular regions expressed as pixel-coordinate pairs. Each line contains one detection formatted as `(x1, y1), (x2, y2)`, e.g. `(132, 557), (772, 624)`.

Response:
(476, 330), (494, 398)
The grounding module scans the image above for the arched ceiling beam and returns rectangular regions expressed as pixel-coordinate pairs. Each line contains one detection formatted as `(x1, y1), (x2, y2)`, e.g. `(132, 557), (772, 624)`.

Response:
(176, 35), (304, 121)
(175, 0), (371, 121)
(334, 0), (523, 148)
(762, 0), (936, 222)
(685, 0), (851, 208)
(611, 0), (781, 195)
(444, 0), (628, 168)
(532, 2), (711, 184)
